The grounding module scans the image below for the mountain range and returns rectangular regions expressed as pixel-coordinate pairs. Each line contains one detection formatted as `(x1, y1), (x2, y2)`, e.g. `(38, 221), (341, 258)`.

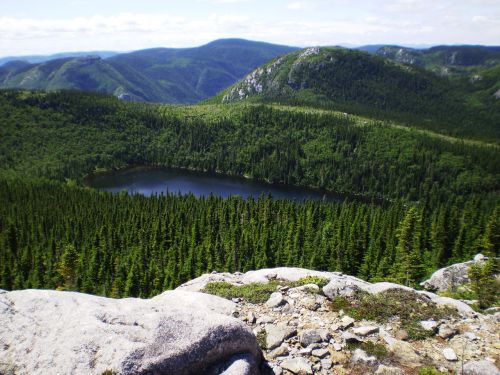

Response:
(0, 39), (297, 103)
(2, 40), (500, 106)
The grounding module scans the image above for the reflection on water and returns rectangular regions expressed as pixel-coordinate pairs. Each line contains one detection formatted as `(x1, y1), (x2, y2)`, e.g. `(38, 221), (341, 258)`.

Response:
(86, 167), (344, 202)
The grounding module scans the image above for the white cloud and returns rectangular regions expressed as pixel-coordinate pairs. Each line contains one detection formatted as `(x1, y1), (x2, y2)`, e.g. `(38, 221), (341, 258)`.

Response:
(0, 1), (499, 56)
(287, 2), (309, 10)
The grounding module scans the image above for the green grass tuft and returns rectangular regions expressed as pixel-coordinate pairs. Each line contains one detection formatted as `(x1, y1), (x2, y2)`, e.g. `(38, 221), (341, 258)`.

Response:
(202, 281), (281, 304)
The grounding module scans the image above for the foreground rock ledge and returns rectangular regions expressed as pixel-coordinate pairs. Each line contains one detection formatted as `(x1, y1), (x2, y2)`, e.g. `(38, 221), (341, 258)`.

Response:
(0, 289), (262, 375)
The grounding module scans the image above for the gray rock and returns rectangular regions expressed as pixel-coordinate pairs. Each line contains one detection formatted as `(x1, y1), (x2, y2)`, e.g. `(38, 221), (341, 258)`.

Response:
(352, 325), (379, 336)
(461, 360), (500, 375)
(395, 329), (409, 341)
(464, 332), (478, 341)
(271, 364), (284, 375)
(342, 331), (363, 343)
(266, 292), (285, 308)
(443, 347), (458, 361)
(311, 348), (329, 358)
(323, 275), (371, 298)
(280, 357), (313, 374)
(484, 306), (500, 314)
(0, 289), (262, 375)
(375, 364), (405, 375)
(333, 342), (342, 351)
(438, 324), (458, 339)
(339, 315), (355, 329)
(473, 253), (486, 262)
(299, 347), (312, 355)
(420, 320), (439, 331)
(351, 348), (378, 366)
(266, 323), (297, 350)
(247, 311), (256, 324)
(268, 344), (289, 359)
(208, 353), (258, 375)
(257, 315), (274, 324)
(299, 329), (324, 346)
(420, 255), (481, 292)
(380, 330), (421, 366)
(321, 358), (333, 369)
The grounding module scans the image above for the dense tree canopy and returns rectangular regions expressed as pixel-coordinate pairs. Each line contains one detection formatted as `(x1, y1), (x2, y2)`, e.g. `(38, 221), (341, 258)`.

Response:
(0, 90), (498, 296)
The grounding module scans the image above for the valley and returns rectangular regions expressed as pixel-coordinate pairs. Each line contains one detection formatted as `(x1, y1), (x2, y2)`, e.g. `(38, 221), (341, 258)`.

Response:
(0, 36), (499, 375)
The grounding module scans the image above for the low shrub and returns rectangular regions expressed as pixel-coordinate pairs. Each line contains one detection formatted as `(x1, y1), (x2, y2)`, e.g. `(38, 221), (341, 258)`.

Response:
(202, 281), (280, 304)
(329, 289), (457, 340)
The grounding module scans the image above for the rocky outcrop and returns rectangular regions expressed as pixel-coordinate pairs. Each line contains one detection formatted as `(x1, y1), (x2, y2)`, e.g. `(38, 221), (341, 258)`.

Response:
(2, 263), (498, 375)
(0, 289), (262, 375)
(180, 267), (498, 374)
(420, 254), (488, 292)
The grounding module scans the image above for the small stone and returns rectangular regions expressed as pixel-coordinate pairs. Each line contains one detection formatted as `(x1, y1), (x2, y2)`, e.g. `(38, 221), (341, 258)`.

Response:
(375, 365), (405, 375)
(443, 347), (458, 361)
(473, 254), (486, 262)
(333, 342), (342, 351)
(299, 347), (312, 355)
(280, 357), (313, 374)
(342, 331), (363, 343)
(299, 329), (324, 347)
(257, 315), (274, 324)
(351, 348), (378, 366)
(352, 325), (379, 337)
(312, 363), (322, 372)
(266, 292), (285, 308)
(268, 344), (289, 359)
(395, 329), (409, 341)
(321, 358), (332, 370)
(438, 324), (457, 339)
(271, 365), (283, 375)
(311, 348), (329, 358)
(339, 315), (355, 329)
(462, 360), (500, 375)
(247, 311), (256, 324)
(420, 320), (439, 332)
(266, 324), (297, 350)
(464, 332), (478, 341)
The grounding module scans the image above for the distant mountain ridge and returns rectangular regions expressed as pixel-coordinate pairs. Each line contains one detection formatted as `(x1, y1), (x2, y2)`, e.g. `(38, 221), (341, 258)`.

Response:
(0, 51), (119, 66)
(217, 47), (500, 140)
(0, 39), (298, 103)
(365, 45), (500, 75)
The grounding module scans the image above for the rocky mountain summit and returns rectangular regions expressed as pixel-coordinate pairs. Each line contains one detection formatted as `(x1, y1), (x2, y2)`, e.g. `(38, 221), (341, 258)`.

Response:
(1, 255), (498, 374)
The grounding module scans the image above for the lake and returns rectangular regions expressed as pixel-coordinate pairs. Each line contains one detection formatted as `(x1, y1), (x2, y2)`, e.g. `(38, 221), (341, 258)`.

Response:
(86, 167), (344, 202)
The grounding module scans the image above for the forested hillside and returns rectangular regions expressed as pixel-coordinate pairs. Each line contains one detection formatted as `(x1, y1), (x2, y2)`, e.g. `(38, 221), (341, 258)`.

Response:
(218, 47), (500, 141)
(0, 39), (297, 103)
(373, 45), (500, 76)
(0, 90), (498, 297)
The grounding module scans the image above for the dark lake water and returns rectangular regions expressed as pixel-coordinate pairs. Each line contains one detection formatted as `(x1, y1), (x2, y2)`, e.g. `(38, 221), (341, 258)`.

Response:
(86, 167), (343, 202)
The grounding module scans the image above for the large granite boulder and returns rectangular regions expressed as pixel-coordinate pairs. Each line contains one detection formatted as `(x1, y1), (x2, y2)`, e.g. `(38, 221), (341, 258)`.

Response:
(0, 289), (262, 375)
(420, 254), (488, 292)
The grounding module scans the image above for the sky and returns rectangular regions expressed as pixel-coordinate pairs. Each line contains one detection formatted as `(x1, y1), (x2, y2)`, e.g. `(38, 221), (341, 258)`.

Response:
(1, 0), (499, 56)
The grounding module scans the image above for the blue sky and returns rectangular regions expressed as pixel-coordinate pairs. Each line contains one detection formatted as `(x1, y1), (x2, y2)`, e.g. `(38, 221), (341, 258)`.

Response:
(1, 0), (499, 56)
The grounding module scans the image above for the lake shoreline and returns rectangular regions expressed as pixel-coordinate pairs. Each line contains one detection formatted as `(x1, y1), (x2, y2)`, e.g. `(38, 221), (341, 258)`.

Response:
(84, 165), (386, 204)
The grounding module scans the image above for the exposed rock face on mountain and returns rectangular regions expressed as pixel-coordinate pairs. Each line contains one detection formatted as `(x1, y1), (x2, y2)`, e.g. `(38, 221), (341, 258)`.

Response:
(0, 289), (262, 375)
(420, 254), (488, 292)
